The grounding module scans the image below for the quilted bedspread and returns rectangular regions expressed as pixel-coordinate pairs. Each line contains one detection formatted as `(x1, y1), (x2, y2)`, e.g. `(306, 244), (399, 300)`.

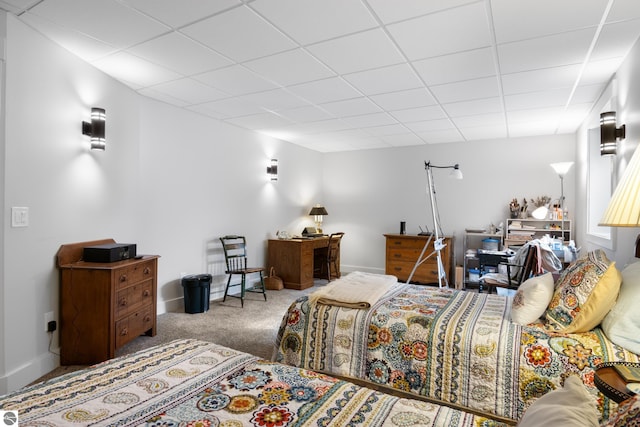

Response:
(273, 285), (640, 422)
(0, 339), (506, 426)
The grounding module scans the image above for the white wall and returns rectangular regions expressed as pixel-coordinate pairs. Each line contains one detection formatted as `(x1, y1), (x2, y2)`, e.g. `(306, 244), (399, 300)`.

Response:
(323, 135), (576, 272)
(576, 35), (640, 269)
(0, 16), (324, 393)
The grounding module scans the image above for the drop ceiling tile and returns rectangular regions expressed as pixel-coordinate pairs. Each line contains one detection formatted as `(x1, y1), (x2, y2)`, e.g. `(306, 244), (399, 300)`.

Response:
(507, 107), (563, 124)
(224, 112), (295, 130)
(278, 105), (334, 122)
(250, 0), (378, 45)
(508, 120), (559, 137)
(414, 47), (497, 86)
(122, 0), (241, 28)
(501, 64), (582, 95)
(29, 0), (171, 48)
(288, 77), (362, 104)
(367, 0), (480, 24)
(592, 19), (640, 61)
(498, 28), (596, 74)
(430, 77), (499, 104)
(404, 119), (456, 133)
(129, 32), (232, 76)
(607, 0), (640, 22)
(379, 133), (425, 147)
(451, 112), (505, 128)
(144, 78), (229, 104)
(442, 97), (503, 117)
(491, 0), (606, 44)
(504, 88), (572, 111)
(343, 63), (423, 95)
(387, 2), (491, 60)
(364, 123), (411, 137)
(181, 6), (296, 62)
(390, 105), (447, 123)
(236, 88), (310, 111)
(306, 28), (405, 74)
(416, 128), (464, 143)
(341, 112), (398, 128)
(137, 87), (191, 107)
(194, 97), (266, 119)
(458, 124), (508, 140)
(193, 65), (278, 96)
(581, 57), (624, 85)
(244, 48), (335, 86)
(370, 88), (437, 111)
(91, 52), (182, 87)
(320, 98), (382, 117)
(571, 83), (606, 104)
(20, 13), (118, 61)
(284, 119), (354, 135)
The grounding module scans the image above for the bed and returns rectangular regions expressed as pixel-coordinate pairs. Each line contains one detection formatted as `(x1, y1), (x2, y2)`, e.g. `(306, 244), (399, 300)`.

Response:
(273, 251), (640, 423)
(0, 338), (511, 426)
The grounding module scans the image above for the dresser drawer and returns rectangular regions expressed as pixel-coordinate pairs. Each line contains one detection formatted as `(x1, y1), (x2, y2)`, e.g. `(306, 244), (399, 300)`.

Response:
(115, 306), (154, 348)
(115, 260), (156, 290)
(386, 260), (440, 283)
(115, 280), (153, 319)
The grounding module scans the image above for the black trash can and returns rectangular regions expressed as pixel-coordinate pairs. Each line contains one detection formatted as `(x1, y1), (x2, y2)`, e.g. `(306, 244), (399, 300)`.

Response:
(182, 274), (212, 314)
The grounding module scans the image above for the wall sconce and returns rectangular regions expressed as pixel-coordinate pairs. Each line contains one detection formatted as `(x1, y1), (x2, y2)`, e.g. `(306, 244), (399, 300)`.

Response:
(82, 107), (106, 150)
(600, 111), (625, 156)
(309, 204), (328, 232)
(266, 159), (278, 181)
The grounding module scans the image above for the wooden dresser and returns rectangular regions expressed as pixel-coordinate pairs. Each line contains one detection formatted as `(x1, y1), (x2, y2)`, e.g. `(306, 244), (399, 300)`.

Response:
(384, 234), (454, 285)
(57, 239), (159, 365)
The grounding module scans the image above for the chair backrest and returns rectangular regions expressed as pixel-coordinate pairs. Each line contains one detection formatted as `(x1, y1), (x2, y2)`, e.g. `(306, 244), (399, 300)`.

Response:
(326, 232), (344, 262)
(514, 244), (538, 284)
(220, 235), (248, 272)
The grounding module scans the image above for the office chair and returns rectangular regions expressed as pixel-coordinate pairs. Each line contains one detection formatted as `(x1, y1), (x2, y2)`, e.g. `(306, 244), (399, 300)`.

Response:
(220, 235), (267, 307)
(315, 232), (344, 282)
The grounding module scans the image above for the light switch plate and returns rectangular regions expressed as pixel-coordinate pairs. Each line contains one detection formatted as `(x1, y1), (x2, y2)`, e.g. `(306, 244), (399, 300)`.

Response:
(11, 207), (29, 227)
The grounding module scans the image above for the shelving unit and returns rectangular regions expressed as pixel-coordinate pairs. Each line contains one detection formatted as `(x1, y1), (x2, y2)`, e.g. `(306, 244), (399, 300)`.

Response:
(463, 231), (504, 289)
(505, 218), (571, 248)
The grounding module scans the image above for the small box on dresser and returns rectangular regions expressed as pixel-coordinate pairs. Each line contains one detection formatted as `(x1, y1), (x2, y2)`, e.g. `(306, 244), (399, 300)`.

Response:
(56, 239), (159, 365)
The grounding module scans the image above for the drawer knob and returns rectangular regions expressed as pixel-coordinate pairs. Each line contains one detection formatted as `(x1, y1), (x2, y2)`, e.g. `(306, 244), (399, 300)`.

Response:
(144, 315), (151, 322)
(144, 267), (151, 275)
(120, 275), (127, 282)
(394, 254), (401, 258)
(120, 328), (128, 336)
(143, 290), (150, 297)
(394, 267), (401, 272)
(120, 298), (127, 306)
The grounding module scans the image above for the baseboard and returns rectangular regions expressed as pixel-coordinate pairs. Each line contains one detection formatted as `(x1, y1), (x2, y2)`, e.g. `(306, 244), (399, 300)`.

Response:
(0, 346), (59, 394)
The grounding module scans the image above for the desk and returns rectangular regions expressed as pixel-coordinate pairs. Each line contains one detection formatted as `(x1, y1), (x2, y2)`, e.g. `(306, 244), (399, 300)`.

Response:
(267, 237), (339, 290)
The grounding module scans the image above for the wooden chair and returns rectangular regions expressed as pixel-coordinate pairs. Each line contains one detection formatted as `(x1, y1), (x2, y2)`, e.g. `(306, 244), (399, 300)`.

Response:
(314, 232), (344, 282)
(479, 245), (537, 293)
(220, 235), (267, 307)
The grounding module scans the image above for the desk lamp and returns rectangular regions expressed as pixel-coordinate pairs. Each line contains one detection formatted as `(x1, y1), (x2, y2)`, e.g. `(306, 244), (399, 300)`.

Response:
(309, 205), (328, 233)
(600, 145), (640, 257)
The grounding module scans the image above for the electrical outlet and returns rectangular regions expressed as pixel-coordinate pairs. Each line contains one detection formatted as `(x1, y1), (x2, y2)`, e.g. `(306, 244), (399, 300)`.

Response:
(44, 311), (54, 332)
(47, 320), (57, 333)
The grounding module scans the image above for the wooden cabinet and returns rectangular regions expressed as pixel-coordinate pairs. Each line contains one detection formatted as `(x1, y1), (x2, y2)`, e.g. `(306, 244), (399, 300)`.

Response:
(384, 234), (454, 285)
(57, 240), (159, 365)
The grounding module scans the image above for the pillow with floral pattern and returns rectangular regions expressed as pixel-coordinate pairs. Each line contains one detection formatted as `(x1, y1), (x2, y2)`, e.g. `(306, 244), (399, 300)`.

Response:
(545, 250), (621, 333)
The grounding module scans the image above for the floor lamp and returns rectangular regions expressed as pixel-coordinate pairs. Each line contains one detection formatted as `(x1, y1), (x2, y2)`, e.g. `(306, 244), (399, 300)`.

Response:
(550, 162), (574, 241)
(407, 161), (463, 287)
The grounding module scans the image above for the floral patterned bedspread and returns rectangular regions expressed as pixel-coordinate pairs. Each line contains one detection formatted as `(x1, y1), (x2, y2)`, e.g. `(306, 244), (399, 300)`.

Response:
(273, 285), (639, 422)
(0, 339), (506, 426)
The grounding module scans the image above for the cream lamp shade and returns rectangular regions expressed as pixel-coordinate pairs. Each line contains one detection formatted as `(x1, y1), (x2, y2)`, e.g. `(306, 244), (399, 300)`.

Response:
(599, 145), (640, 227)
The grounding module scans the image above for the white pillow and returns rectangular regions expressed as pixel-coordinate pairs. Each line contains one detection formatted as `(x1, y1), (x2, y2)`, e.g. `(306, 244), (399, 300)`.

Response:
(510, 273), (555, 325)
(601, 261), (640, 354)
(517, 375), (598, 427)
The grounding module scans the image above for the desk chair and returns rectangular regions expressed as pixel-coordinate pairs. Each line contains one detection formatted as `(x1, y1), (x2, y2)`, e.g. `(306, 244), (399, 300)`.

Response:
(220, 235), (267, 307)
(314, 232), (344, 282)
(479, 245), (537, 293)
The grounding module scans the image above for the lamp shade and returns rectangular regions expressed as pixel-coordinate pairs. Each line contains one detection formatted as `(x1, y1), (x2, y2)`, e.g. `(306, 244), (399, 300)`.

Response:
(309, 205), (328, 216)
(550, 162), (574, 177)
(600, 145), (640, 226)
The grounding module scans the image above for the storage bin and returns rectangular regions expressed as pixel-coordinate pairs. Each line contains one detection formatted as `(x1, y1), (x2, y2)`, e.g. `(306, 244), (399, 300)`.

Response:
(468, 268), (480, 283)
(482, 238), (499, 251)
(182, 274), (212, 314)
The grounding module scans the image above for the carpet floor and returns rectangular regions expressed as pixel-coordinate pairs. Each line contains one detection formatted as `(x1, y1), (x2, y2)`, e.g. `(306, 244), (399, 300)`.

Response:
(32, 283), (320, 384)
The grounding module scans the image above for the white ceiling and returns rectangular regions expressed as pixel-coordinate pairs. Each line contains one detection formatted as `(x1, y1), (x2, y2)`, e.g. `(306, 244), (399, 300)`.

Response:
(5, 0), (640, 152)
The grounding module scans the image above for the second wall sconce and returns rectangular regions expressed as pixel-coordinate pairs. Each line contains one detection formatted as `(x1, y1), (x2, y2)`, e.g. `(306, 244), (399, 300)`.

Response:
(82, 107), (106, 151)
(600, 111), (625, 156)
(267, 159), (278, 181)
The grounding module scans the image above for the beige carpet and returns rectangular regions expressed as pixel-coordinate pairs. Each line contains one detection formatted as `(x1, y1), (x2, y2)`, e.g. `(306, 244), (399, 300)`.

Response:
(33, 284), (320, 384)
